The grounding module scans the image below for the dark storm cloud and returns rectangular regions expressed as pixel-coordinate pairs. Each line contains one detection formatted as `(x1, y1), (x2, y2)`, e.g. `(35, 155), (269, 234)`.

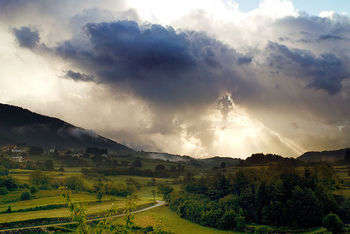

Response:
(273, 14), (350, 46)
(13, 27), (40, 48)
(53, 20), (252, 106)
(65, 70), (95, 82)
(318, 34), (345, 41)
(265, 42), (349, 94)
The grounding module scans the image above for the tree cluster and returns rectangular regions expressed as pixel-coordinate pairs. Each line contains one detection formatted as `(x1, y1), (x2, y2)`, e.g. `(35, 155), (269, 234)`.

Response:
(165, 164), (350, 231)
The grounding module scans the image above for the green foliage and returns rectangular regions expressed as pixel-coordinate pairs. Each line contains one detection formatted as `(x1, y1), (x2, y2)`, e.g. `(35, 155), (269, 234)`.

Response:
(44, 159), (54, 170)
(167, 164), (349, 230)
(60, 187), (89, 234)
(132, 158), (142, 168)
(234, 215), (246, 231)
(30, 170), (50, 189)
(103, 181), (133, 197)
(157, 184), (173, 201)
(0, 186), (8, 195)
(254, 226), (273, 233)
(65, 176), (85, 191)
(323, 213), (344, 233)
(20, 191), (32, 201)
(0, 165), (9, 176)
(58, 166), (65, 172)
(96, 190), (103, 202)
(30, 186), (39, 194)
(218, 209), (236, 230)
(124, 195), (137, 229)
(0, 176), (18, 191)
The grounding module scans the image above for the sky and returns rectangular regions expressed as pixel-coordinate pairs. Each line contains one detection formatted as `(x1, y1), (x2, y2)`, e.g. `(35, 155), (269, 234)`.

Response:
(237, 0), (350, 15)
(0, 0), (349, 158)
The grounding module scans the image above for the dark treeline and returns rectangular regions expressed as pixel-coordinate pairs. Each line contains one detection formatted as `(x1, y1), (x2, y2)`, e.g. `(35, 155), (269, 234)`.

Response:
(162, 163), (350, 231)
(82, 163), (185, 178)
(242, 153), (301, 166)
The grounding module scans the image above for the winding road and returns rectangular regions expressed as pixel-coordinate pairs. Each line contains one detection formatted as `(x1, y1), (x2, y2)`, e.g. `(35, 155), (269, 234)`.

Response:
(0, 200), (166, 233)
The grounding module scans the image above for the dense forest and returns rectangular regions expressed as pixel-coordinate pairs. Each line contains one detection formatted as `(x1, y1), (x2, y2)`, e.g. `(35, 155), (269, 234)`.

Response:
(160, 163), (350, 232)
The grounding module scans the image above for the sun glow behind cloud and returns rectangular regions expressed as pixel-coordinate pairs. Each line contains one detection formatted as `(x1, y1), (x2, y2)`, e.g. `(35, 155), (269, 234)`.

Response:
(0, 0), (349, 158)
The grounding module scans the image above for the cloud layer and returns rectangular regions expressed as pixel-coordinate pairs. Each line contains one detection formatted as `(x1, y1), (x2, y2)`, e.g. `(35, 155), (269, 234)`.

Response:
(1, 0), (350, 157)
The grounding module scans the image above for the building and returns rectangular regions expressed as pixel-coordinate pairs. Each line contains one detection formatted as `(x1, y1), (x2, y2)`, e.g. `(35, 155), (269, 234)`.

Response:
(10, 156), (24, 163)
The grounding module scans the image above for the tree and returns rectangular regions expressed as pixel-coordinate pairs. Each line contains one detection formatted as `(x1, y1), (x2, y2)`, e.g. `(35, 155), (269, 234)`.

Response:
(30, 186), (38, 194)
(30, 170), (50, 188)
(155, 164), (166, 172)
(345, 149), (350, 163)
(124, 195), (137, 229)
(96, 191), (103, 202)
(44, 159), (54, 170)
(158, 184), (173, 201)
(132, 158), (142, 168)
(60, 187), (89, 234)
(234, 214), (246, 231)
(58, 166), (65, 172)
(220, 162), (226, 169)
(0, 166), (8, 176)
(152, 189), (156, 202)
(0, 186), (8, 195)
(20, 191), (32, 200)
(323, 213), (344, 233)
(65, 176), (85, 191)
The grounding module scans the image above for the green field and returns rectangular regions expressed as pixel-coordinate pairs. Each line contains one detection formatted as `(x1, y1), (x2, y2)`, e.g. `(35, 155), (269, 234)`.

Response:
(113, 206), (239, 234)
(0, 169), (166, 226)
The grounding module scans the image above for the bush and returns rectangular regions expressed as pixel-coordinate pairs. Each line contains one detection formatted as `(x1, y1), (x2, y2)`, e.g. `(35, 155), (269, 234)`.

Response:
(30, 170), (50, 187)
(218, 210), (237, 230)
(64, 176), (85, 191)
(0, 176), (19, 191)
(0, 166), (8, 176)
(104, 182), (131, 197)
(323, 213), (344, 233)
(20, 191), (32, 201)
(254, 226), (273, 233)
(0, 186), (8, 195)
(30, 186), (39, 194)
(234, 215), (246, 231)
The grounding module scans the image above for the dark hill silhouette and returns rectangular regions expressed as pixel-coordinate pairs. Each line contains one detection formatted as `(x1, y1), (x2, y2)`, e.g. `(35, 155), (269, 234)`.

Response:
(298, 148), (350, 162)
(0, 103), (133, 153)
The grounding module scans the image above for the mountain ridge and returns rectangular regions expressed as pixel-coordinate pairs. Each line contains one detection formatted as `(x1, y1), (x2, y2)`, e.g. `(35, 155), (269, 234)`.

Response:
(298, 148), (350, 162)
(0, 103), (133, 153)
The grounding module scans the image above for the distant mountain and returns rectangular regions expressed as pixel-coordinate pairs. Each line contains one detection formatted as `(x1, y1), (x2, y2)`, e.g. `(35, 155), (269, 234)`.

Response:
(146, 152), (192, 162)
(198, 156), (241, 167)
(298, 148), (350, 162)
(145, 152), (241, 168)
(0, 103), (133, 153)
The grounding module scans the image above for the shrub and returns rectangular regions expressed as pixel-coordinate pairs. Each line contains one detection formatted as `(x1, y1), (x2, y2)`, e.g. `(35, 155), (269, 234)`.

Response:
(30, 170), (50, 187)
(20, 191), (32, 201)
(0, 166), (8, 176)
(0, 186), (8, 195)
(0, 176), (19, 191)
(218, 210), (237, 230)
(64, 176), (85, 191)
(30, 186), (39, 194)
(104, 182), (131, 197)
(323, 213), (344, 233)
(254, 226), (273, 233)
(234, 215), (246, 232)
